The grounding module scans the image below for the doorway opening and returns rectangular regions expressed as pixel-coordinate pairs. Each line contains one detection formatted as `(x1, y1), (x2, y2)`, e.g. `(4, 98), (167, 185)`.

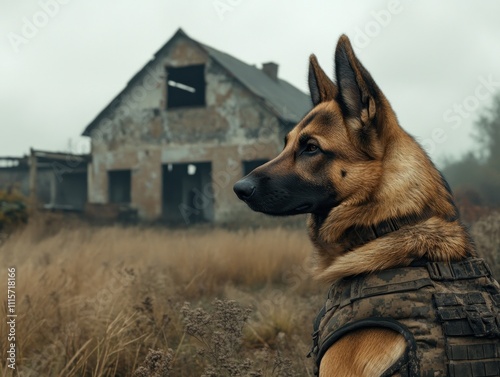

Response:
(162, 162), (213, 224)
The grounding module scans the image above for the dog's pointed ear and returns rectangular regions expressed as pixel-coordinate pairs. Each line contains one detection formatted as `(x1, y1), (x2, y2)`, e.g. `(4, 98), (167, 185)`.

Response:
(335, 35), (377, 126)
(308, 54), (337, 106)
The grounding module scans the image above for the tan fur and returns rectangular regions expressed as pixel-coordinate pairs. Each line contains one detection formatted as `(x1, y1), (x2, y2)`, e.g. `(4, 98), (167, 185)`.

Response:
(319, 328), (407, 377)
(314, 217), (471, 282)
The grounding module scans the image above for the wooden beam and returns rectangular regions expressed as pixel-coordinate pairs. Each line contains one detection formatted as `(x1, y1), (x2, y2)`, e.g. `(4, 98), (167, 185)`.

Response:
(28, 148), (37, 214)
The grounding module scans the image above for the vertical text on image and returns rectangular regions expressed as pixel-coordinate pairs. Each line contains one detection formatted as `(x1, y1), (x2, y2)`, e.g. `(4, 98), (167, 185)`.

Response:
(7, 267), (17, 370)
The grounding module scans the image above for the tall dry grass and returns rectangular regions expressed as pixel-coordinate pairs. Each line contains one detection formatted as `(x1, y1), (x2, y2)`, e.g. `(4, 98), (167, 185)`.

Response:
(0, 218), (322, 376)
(1, 211), (497, 376)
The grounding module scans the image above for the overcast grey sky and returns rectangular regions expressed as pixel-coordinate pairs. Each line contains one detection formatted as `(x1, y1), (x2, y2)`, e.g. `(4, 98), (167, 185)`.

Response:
(1, 1), (500, 165)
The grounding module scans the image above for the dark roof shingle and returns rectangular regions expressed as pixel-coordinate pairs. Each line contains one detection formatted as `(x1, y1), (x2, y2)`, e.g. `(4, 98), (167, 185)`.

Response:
(201, 43), (311, 123)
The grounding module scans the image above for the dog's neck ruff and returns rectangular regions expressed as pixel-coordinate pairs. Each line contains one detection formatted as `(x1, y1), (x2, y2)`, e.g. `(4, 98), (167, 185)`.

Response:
(336, 206), (442, 253)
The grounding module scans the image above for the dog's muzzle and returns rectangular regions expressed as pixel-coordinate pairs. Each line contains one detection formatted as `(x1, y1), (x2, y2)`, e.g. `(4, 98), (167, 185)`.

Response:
(233, 177), (256, 201)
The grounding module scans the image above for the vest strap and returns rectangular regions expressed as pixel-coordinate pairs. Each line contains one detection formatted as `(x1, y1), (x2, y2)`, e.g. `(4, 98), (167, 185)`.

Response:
(427, 258), (492, 281)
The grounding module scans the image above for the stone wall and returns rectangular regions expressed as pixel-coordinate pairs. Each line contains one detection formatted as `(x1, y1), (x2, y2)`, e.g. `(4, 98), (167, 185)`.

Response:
(88, 35), (283, 223)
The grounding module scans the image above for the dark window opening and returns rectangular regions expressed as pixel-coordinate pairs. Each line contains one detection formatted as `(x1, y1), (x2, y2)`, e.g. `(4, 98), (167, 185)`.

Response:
(167, 64), (206, 109)
(243, 159), (268, 176)
(108, 170), (131, 204)
(162, 162), (213, 224)
(55, 172), (88, 210)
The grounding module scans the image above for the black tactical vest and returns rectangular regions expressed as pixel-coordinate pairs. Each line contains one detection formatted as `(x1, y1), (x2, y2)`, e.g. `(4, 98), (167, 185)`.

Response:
(309, 258), (500, 376)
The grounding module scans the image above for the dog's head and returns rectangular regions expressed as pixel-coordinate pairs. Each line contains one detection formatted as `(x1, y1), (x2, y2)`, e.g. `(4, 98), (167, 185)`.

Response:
(234, 35), (400, 216)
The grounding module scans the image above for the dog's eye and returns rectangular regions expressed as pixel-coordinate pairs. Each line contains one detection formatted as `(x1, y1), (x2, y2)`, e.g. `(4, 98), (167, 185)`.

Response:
(305, 143), (319, 153)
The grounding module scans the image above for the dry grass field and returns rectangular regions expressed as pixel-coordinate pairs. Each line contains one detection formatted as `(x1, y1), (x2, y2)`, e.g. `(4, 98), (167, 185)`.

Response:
(0, 216), (324, 377)
(0, 212), (498, 377)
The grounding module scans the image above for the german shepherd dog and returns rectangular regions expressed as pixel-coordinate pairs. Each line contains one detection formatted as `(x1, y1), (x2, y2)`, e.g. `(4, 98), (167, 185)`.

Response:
(234, 35), (500, 376)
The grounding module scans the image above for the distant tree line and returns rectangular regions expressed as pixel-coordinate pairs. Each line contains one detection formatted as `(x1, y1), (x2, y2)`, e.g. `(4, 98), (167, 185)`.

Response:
(442, 92), (500, 219)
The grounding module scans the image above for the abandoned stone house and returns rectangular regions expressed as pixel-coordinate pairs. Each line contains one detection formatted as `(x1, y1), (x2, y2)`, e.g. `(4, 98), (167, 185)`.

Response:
(1, 28), (311, 224)
(81, 28), (311, 224)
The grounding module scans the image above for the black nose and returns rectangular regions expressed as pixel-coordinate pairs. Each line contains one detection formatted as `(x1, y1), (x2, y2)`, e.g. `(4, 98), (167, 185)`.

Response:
(233, 178), (256, 200)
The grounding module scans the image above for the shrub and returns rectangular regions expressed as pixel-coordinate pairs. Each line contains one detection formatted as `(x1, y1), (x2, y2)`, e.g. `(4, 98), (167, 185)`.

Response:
(0, 188), (28, 233)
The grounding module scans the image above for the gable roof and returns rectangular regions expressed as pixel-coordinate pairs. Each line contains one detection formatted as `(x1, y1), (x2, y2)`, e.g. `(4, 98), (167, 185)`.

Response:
(82, 28), (311, 136)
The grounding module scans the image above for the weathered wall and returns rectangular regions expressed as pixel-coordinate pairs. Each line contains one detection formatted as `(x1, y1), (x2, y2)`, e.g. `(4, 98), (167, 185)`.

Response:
(88, 35), (283, 222)
(0, 167), (87, 210)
